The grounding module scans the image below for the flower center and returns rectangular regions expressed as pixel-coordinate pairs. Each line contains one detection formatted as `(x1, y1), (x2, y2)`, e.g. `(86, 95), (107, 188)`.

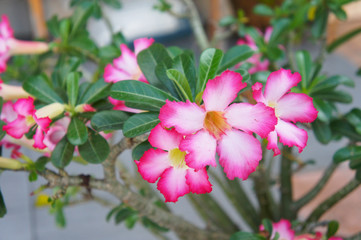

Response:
(203, 111), (231, 139)
(168, 148), (187, 169)
(131, 67), (142, 80)
(267, 101), (279, 117)
(25, 115), (35, 126)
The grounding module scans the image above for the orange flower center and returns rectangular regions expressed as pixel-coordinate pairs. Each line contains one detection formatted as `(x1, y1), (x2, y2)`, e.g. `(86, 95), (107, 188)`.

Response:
(203, 111), (231, 139)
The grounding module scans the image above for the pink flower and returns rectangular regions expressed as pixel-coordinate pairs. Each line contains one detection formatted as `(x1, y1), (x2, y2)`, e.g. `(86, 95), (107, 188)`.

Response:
(74, 103), (96, 113)
(104, 38), (154, 112)
(252, 69), (318, 156)
(43, 117), (70, 151)
(136, 124), (212, 202)
(0, 79), (31, 101)
(0, 15), (49, 73)
(159, 70), (277, 180)
(2, 97), (51, 149)
(237, 27), (272, 74)
(260, 219), (295, 240)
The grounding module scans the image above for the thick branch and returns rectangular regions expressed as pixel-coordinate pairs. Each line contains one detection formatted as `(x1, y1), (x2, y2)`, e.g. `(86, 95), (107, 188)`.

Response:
(293, 163), (338, 211)
(38, 169), (229, 240)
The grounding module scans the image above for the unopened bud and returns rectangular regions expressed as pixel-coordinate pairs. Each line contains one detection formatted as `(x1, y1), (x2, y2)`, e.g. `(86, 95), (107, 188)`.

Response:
(74, 104), (95, 113)
(0, 81), (31, 100)
(0, 157), (23, 170)
(35, 103), (65, 119)
(8, 39), (49, 55)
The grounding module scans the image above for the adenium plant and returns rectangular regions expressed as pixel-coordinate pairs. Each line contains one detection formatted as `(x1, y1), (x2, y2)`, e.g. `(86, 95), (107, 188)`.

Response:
(0, 0), (360, 240)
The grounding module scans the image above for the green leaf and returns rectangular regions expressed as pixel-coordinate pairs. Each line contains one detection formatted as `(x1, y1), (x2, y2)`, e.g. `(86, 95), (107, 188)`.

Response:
(106, 205), (123, 222)
(333, 146), (361, 163)
(78, 128), (110, 164)
(312, 7), (328, 38)
(115, 208), (135, 224)
(327, 26), (361, 52)
(350, 158), (361, 170)
(166, 69), (193, 101)
(230, 231), (266, 240)
(326, 221), (339, 238)
(70, 4), (94, 37)
(312, 119), (332, 144)
(125, 214), (138, 229)
(123, 113), (160, 138)
(91, 110), (129, 132)
(155, 62), (181, 98)
(35, 156), (49, 171)
(253, 4), (274, 16)
(79, 79), (111, 104)
(99, 45), (121, 59)
(173, 53), (197, 96)
(66, 72), (80, 106)
(59, 19), (71, 43)
(313, 99), (333, 122)
(0, 188), (7, 218)
(67, 118), (88, 145)
(261, 219), (273, 236)
(142, 217), (169, 232)
(295, 50), (312, 90)
(28, 171), (38, 182)
(331, 119), (361, 141)
(0, 120), (6, 142)
(311, 75), (354, 94)
(167, 46), (184, 58)
(218, 45), (254, 73)
(269, 18), (290, 43)
(235, 68), (250, 82)
(55, 207), (66, 228)
(23, 75), (64, 103)
(197, 48), (223, 93)
(132, 141), (153, 161)
(315, 90), (352, 103)
(103, 0), (122, 9)
(110, 80), (178, 110)
(51, 137), (75, 168)
(345, 108), (361, 134)
(137, 43), (172, 89)
(219, 15), (237, 27)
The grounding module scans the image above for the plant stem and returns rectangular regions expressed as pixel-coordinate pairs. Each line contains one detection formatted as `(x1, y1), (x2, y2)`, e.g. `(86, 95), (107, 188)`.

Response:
(293, 163), (338, 211)
(303, 178), (361, 229)
(181, 0), (210, 50)
(280, 147), (294, 220)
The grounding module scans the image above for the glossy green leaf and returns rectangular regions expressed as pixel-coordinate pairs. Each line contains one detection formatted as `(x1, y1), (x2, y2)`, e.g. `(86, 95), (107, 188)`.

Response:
(91, 110), (128, 132)
(137, 43), (172, 89)
(59, 19), (71, 43)
(333, 146), (361, 163)
(261, 219), (273, 236)
(197, 48), (223, 93)
(70, 4), (94, 37)
(345, 108), (361, 134)
(123, 113), (160, 138)
(253, 4), (274, 16)
(326, 221), (339, 238)
(312, 119), (332, 144)
(235, 68), (250, 82)
(312, 7), (328, 38)
(51, 137), (75, 168)
(132, 141), (153, 161)
(315, 90), (352, 103)
(295, 50), (312, 90)
(155, 62), (182, 99)
(115, 208), (135, 224)
(230, 231), (266, 240)
(0, 188), (6, 218)
(67, 118), (88, 145)
(78, 128), (110, 164)
(313, 99), (333, 123)
(218, 45), (254, 73)
(166, 69), (193, 101)
(66, 72), (80, 106)
(167, 46), (184, 58)
(125, 214), (138, 229)
(23, 75), (64, 103)
(311, 75), (354, 94)
(35, 156), (49, 171)
(110, 80), (177, 110)
(79, 79), (111, 104)
(269, 18), (290, 43)
(331, 120), (361, 141)
(173, 53), (197, 96)
(142, 217), (168, 232)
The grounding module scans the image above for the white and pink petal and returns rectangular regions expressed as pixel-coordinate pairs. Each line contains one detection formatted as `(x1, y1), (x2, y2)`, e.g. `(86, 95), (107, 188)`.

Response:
(186, 168), (212, 194)
(159, 100), (205, 135)
(13, 97), (34, 116)
(134, 38), (154, 55)
(103, 64), (131, 83)
(203, 70), (246, 112)
(276, 119), (308, 153)
(157, 167), (189, 202)
(217, 129), (262, 180)
(148, 123), (182, 151)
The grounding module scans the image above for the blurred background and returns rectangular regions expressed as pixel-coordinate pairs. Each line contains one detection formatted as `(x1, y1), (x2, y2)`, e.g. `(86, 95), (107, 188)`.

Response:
(1, 0), (361, 239)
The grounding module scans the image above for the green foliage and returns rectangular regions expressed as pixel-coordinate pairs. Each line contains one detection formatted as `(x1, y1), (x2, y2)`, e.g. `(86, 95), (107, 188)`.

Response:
(78, 128), (110, 163)
(67, 118), (88, 145)
(91, 110), (129, 131)
(230, 232), (266, 240)
(326, 221), (339, 238)
(0, 188), (7, 218)
(123, 113), (160, 138)
(23, 75), (64, 103)
(132, 141), (154, 161)
(66, 72), (81, 106)
(51, 137), (75, 168)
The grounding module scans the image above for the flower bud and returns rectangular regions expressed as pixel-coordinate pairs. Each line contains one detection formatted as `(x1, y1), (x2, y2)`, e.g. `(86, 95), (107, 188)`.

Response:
(8, 39), (49, 55)
(0, 80), (31, 100)
(0, 157), (23, 170)
(35, 103), (65, 119)
(74, 104), (95, 113)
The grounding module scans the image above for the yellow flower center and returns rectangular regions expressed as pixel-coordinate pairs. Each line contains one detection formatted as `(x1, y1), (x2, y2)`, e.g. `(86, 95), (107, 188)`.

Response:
(168, 148), (187, 169)
(267, 101), (279, 117)
(131, 67), (142, 80)
(203, 111), (231, 139)
(25, 115), (35, 126)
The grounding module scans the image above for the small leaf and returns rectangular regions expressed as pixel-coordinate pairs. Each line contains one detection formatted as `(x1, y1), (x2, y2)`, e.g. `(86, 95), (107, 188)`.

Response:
(35, 156), (49, 171)
(106, 205), (123, 222)
(123, 113), (160, 138)
(196, 48), (223, 93)
(230, 231), (266, 240)
(312, 7), (328, 38)
(66, 72), (80, 106)
(51, 137), (75, 168)
(23, 75), (64, 103)
(345, 108), (361, 135)
(78, 128), (110, 164)
(313, 98), (333, 123)
(28, 171), (38, 182)
(253, 4), (274, 16)
(218, 45), (254, 73)
(142, 217), (169, 232)
(79, 79), (111, 104)
(137, 43), (173, 89)
(115, 208), (135, 224)
(269, 18), (290, 43)
(70, 4), (94, 37)
(295, 50), (312, 90)
(67, 118), (88, 145)
(55, 207), (66, 228)
(91, 110), (129, 132)
(125, 214), (138, 229)
(311, 75), (354, 94)
(312, 119), (332, 144)
(326, 221), (339, 238)
(166, 69), (193, 101)
(261, 219), (273, 236)
(0, 188), (7, 218)
(110, 80), (178, 110)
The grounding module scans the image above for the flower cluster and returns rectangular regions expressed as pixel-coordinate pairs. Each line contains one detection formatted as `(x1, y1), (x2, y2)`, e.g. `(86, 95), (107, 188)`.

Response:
(0, 15), (49, 73)
(260, 219), (343, 240)
(136, 68), (318, 202)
